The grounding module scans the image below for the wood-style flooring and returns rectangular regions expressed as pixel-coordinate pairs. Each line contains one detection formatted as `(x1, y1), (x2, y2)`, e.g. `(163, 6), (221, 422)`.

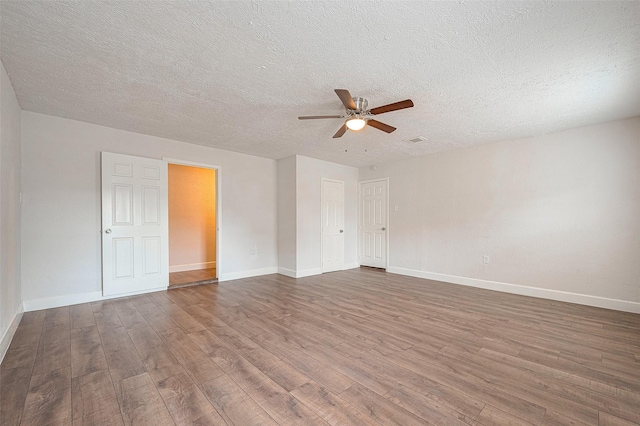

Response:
(1, 268), (639, 425)
(169, 268), (217, 288)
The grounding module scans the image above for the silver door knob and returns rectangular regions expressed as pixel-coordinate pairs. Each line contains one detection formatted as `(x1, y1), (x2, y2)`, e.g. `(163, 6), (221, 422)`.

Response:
(381, 227), (386, 231)
(105, 229), (112, 234)
(339, 230), (344, 233)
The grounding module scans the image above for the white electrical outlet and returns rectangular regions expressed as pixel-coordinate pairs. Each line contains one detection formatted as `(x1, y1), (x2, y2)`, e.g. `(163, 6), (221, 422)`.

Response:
(483, 255), (490, 264)
(250, 245), (257, 255)
(394, 205), (399, 212)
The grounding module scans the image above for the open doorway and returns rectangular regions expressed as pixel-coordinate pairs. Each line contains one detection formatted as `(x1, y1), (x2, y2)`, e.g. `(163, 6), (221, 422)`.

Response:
(167, 163), (217, 288)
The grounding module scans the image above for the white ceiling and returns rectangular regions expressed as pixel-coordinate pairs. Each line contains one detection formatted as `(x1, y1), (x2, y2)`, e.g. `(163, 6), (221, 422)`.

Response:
(1, 1), (639, 168)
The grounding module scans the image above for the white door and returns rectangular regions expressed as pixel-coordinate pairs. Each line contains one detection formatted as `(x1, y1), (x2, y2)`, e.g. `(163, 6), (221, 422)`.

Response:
(321, 179), (345, 273)
(359, 179), (387, 268)
(101, 152), (169, 296)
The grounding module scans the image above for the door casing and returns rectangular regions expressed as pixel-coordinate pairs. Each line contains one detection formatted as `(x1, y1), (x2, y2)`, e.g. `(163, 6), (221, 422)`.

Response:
(164, 157), (221, 280)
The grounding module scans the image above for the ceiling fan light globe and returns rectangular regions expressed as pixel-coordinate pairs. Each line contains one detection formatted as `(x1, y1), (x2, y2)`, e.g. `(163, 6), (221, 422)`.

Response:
(346, 118), (366, 131)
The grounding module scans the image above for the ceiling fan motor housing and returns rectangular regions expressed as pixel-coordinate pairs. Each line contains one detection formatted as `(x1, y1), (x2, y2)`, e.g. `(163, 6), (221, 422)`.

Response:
(352, 97), (368, 113)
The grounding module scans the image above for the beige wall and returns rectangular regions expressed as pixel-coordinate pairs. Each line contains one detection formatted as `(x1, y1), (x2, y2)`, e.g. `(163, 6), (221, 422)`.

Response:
(359, 117), (640, 311)
(168, 164), (216, 272)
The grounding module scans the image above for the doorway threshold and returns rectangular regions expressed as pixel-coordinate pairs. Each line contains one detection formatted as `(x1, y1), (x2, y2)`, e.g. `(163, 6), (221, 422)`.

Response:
(169, 268), (217, 289)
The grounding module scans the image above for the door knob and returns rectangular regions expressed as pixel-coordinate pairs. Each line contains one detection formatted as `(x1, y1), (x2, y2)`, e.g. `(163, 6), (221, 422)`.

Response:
(105, 229), (112, 234)
(381, 227), (386, 231)
(339, 229), (344, 233)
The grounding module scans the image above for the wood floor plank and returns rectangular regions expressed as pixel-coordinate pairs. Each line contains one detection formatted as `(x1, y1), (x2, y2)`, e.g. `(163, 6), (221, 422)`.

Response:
(339, 382), (429, 426)
(200, 373), (278, 426)
(302, 342), (397, 396)
(119, 373), (174, 426)
(70, 326), (102, 359)
(127, 325), (183, 383)
(99, 326), (147, 401)
(0, 366), (32, 425)
(155, 372), (226, 425)
(599, 411), (639, 426)
(70, 304), (96, 330)
(251, 331), (355, 394)
(0, 342), (39, 371)
(19, 310), (46, 326)
(43, 306), (71, 328)
(212, 323), (311, 391)
(39, 323), (71, 350)
(542, 410), (593, 426)
(71, 369), (122, 425)
(433, 343), (599, 424)
(290, 381), (382, 426)
(22, 366), (72, 425)
(112, 299), (150, 331)
(155, 327), (226, 385)
(384, 346), (547, 424)
(92, 301), (124, 332)
(243, 376), (327, 426)
(31, 341), (70, 376)
(384, 383), (479, 426)
(135, 301), (182, 334)
(2, 269), (640, 425)
(476, 404), (537, 425)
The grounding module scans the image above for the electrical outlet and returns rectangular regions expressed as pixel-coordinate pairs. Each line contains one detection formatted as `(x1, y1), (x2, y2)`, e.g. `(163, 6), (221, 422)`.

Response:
(483, 255), (490, 264)
(250, 245), (257, 255)
(394, 205), (399, 212)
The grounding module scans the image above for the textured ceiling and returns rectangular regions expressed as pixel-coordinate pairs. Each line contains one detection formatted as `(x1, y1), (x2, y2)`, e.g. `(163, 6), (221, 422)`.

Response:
(1, 1), (639, 167)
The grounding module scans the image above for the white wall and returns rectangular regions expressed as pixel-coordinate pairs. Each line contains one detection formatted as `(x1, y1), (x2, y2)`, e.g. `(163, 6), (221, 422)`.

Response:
(0, 60), (22, 360)
(277, 156), (297, 273)
(296, 155), (359, 274)
(359, 117), (640, 310)
(277, 155), (359, 277)
(21, 112), (278, 304)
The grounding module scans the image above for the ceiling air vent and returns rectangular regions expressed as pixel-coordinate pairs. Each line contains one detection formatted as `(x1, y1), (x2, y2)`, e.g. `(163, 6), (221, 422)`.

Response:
(405, 136), (426, 143)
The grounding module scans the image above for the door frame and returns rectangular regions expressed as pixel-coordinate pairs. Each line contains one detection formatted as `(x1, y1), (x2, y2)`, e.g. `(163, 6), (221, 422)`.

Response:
(321, 178), (345, 273)
(358, 177), (390, 269)
(163, 158), (221, 279)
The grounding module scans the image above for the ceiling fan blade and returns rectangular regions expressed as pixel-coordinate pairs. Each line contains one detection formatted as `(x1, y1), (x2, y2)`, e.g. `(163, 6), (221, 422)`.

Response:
(333, 123), (348, 138)
(298, 115), (343, 120)
(367, 119), (396, 133)
(334, 89), (357, 110)
(369, 99), (414, 115)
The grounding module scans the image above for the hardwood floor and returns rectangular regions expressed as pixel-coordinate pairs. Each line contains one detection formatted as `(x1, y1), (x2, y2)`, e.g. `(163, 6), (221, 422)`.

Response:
(169, 268), (217, 288)
(2, 268), (639, 425)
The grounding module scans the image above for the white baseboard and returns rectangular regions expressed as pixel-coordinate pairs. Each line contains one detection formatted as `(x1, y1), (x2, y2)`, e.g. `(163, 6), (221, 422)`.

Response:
(0, 303), (24, 364)
(277, 267), (297, 278)
(219, 267), (278, 282)
(296, 268), (323, 278)
(343, 262), (360, 270)
(169, 261), (216, 273)
(387, 267), (640, 314)
(278, 267), (322, 278)
(22, 286), (169, 312)
(279, 264), (358, 279)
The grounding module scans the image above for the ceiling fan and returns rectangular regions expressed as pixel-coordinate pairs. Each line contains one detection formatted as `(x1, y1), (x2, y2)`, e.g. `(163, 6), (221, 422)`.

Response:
(298, 89), (414, 138)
